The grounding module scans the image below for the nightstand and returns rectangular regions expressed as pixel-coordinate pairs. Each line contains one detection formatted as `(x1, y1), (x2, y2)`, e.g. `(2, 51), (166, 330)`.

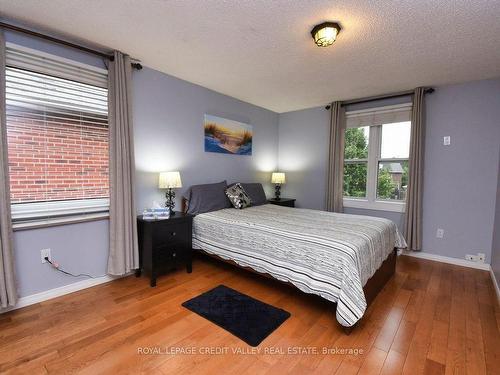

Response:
(136, 212), (193, 287)
(268, 198), (296, 207)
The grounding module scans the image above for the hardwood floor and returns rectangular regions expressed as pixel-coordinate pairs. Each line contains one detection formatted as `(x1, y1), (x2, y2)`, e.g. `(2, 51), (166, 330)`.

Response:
(0, 254), (499, 374)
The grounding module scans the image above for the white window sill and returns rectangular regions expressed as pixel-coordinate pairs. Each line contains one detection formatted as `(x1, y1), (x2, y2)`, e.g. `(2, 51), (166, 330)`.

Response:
(11, 198), (110, 230)
(12, 212), (109, 231)
(343, 198), (405, 213)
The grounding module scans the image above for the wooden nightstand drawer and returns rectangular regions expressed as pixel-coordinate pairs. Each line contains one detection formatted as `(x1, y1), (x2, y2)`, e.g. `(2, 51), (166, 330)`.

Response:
(155, 245), (186, 271)
(153, 223), (190, 246)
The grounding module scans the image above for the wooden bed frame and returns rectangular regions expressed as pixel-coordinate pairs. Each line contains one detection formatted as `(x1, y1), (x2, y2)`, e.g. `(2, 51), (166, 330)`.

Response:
(181, 198), (397, 333)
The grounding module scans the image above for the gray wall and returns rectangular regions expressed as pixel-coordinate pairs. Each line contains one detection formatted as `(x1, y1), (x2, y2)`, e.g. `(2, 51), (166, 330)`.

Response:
(6, 31), (279, 298)
(421, 79), (500, 263)
(491, 155), (500, 286)
(13, 222), (109, 297)
(133, 67), (279, 212)
(279, 79), (500, 263)
(278, 106), (330, 210)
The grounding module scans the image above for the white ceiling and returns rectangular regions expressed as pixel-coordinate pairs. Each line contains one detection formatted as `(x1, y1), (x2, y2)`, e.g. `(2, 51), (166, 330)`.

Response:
(1, 0), (500, 113)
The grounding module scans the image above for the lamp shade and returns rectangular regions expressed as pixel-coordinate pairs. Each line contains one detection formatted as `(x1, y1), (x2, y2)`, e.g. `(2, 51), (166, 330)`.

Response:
(271, 172), (286, 184)
(159, 171), (182, 189)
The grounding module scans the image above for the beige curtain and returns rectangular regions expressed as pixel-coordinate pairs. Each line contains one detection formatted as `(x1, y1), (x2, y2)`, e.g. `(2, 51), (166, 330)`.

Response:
(0, 30), (17, 308)
(107, 51), (139, 275)
(405, 87), (426, 250)
(326, 101), (346, 212)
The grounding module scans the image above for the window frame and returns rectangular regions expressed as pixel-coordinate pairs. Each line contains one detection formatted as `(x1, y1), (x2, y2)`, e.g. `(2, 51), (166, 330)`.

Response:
(343, 104), (411, 213)
(5, 43), (110, 229)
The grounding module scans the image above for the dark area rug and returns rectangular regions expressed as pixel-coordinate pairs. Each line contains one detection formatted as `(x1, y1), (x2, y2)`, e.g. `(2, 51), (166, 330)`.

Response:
(182, 284), (291, 346)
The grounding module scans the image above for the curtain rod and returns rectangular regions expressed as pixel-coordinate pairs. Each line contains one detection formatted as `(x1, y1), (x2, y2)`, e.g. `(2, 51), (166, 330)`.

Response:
(325, 88), (435, 110)
(0, 21), (142, 70)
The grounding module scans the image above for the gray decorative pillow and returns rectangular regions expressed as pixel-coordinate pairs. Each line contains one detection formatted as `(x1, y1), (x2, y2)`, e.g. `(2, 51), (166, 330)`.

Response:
(240, 183), (267, 205)
(225, 183), (252, 209)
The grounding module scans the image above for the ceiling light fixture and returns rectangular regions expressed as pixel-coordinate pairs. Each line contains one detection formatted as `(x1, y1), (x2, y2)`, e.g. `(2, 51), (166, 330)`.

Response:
(311, 22), (341, 47)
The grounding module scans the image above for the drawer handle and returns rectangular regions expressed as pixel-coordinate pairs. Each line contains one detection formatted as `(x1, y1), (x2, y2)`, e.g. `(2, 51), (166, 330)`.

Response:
(171, 232), (176, 236)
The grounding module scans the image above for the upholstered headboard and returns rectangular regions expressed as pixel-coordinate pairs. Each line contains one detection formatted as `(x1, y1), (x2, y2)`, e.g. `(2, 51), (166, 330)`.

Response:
(181, 180), (231, 215)
(181, 197), (188, 214)
(182, 181), (267, 215)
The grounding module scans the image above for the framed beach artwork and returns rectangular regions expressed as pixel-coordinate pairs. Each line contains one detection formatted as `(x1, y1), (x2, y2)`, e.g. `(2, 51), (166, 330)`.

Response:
(204, 115), (252, 155)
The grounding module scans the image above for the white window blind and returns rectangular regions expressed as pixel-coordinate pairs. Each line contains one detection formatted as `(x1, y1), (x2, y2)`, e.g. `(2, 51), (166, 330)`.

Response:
(5, 44), (109, 226)
(346, 103), (412, 128)
(5, 44), (107, 88)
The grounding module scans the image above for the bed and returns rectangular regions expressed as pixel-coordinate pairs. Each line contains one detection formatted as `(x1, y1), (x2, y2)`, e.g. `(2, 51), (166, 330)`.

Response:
(187, 202), (406, 329)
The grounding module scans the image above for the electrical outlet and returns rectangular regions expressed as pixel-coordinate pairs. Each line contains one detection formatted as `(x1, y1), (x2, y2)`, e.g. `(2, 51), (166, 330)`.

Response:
(477, 253), (486, 263)
(40, 248), (51, 263)
(443, 136), (451, 146)
(436, 228), (444, 238)
(465, 254), (476, 262)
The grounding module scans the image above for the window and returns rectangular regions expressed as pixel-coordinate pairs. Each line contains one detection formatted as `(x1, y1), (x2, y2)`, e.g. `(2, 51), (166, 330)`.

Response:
(5, 44), (109, 226)
(343, 126), (369, 198)
(343, 104), (411, 212)
(377, 122), (410, 200)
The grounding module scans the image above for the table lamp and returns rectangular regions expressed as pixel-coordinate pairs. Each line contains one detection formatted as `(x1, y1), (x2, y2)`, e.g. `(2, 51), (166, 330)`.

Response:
(159, 171), (182, 215)
(271, 172), (286, 200)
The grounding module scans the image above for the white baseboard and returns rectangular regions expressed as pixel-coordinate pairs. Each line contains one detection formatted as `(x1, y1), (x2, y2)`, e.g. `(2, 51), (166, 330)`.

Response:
(1, 273), (128, 314)
(401, 250), (491, 271)
(490, 269), (500, 304)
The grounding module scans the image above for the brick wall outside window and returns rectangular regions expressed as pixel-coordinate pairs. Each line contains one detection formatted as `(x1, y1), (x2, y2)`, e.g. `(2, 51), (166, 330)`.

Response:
(7, 112), (109, 203)
(6, 64), (109, 205)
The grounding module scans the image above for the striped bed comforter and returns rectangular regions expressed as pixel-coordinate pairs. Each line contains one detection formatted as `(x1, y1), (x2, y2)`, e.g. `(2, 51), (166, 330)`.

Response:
(192, 204), (406, 327)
